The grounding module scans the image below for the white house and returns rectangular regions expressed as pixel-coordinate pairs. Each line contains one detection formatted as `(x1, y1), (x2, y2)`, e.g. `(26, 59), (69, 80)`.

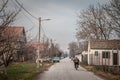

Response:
(82, 51), (88, 63)
(88, 39), (120, 66)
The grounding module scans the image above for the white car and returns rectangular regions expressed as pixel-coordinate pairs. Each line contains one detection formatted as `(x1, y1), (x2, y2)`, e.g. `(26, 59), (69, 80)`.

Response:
(53, 57), (60, 62)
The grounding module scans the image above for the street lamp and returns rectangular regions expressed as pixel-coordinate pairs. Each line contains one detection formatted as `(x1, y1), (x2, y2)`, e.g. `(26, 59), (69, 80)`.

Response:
(36, 17), (51, 68)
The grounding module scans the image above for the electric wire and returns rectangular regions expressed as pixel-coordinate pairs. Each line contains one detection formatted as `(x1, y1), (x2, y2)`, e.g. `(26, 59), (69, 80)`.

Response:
(14, 0), (38, 20)
(11, 0), (38, 42)
(12, 0), (52, 42)
(11, 0), (37, 33)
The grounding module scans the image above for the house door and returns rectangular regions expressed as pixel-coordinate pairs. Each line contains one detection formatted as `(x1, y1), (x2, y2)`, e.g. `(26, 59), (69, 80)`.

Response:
(113, 53), (118, 65)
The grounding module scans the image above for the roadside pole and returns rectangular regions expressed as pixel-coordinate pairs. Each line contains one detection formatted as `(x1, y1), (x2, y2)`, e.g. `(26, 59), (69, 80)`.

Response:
(37, 17), (41, 68)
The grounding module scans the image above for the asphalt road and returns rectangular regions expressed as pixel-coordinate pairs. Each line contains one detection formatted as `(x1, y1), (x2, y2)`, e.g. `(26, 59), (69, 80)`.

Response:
(37, 57), (104, 80)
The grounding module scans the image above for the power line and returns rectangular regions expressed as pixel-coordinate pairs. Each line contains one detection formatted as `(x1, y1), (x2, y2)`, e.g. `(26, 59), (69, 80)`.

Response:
(12, 0), (37, 25)
(12, 0), (53, 42)
(41, 26), (47, 37)
(14, 0), (38, 20)
(13, 0), (48, 37)
(41, 25), (55, 44)
(11, 0), (37, 32)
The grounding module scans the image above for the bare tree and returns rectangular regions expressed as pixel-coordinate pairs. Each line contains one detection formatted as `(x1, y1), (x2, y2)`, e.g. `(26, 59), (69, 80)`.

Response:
(104, 0), (120, 37)
(22, 43), (36, 61)
(0, 28), (18, 74)
(0, 0), (21, 74)
(0, 27), (26, 74)
(76, 4), (113, 40)
(0, 0), (21, 41)
(68, 42), (79, 57)
(49, 42), (61, 57)
(78, 41), (88, 52)
(0, 0), (21, 27)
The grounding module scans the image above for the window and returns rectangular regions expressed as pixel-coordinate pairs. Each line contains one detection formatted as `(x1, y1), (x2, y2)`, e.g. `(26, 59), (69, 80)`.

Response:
(95, 51), (98, 56)
(102, 51), (110, 58)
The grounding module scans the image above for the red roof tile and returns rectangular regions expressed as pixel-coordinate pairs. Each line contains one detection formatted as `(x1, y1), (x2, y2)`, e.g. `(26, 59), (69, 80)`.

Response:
(1, 26), (25, 40)
(32, 43), (48, 49)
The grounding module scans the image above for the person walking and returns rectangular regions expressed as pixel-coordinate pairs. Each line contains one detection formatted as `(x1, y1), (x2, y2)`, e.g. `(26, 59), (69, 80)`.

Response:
(73, 57), (80, 70)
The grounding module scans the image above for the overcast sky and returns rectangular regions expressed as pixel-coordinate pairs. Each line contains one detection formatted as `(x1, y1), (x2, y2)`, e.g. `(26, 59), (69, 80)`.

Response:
(11, 0), (108, 51)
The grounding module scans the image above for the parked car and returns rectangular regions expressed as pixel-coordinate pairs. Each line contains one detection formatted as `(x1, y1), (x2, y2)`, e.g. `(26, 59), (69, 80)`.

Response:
(40, 58), (52, 62)
(52, 57), (60, 62)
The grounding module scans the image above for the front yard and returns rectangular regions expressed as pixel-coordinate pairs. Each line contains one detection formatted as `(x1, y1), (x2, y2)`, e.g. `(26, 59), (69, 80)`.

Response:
(0, 62), (53, 80)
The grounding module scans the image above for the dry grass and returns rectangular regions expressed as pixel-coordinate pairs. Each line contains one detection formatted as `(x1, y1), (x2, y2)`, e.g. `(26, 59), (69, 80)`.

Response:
(80, 63), (120, 80)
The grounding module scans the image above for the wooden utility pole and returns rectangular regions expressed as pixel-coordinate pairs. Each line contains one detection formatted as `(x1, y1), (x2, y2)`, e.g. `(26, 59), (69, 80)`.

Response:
(37, 17), (41, 68)
(36, 17), (51, 68)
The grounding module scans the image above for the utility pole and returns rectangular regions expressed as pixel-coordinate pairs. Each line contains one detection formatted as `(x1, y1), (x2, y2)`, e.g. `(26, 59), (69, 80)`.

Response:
(37, 17), (41, 68)
(49, 39), (53, 58)
(36, 17), (51, 68)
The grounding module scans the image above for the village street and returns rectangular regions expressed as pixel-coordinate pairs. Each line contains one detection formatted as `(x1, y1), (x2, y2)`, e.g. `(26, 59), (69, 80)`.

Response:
(37, 58), (104, 80)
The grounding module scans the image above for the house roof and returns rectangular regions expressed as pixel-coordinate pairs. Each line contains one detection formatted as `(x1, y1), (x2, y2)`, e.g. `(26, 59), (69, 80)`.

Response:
(1, 26), (26, 41)
(89, 39), (120, 49)
(3, 26), (24, 37)
(32, 43), (48, 49)
(3, 26), (24, 35)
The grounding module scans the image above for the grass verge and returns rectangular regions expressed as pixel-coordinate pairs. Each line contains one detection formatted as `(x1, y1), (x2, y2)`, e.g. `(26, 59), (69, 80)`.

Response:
(0, 62), (53, 80)
(80, 62), (120, 80)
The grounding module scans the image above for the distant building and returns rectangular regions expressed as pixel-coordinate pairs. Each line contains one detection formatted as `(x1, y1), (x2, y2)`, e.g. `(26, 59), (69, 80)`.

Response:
(32, 43), (48, 51)
(32, 43), (49, 58)
(88, 39), (120, 66)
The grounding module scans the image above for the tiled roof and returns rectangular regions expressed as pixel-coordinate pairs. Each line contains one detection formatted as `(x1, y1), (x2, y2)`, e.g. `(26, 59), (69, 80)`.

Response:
(32, 43), (48, 49)
(3, 26), (24, 34)
(89, 39), (120, 49)
(1, 26), (25, 40)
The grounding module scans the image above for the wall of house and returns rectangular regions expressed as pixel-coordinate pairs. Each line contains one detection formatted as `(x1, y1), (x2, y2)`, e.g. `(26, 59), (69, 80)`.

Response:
(75, 54), (82, 62)
(88, 49), (120, 66)
(81, 51), (88, 64)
